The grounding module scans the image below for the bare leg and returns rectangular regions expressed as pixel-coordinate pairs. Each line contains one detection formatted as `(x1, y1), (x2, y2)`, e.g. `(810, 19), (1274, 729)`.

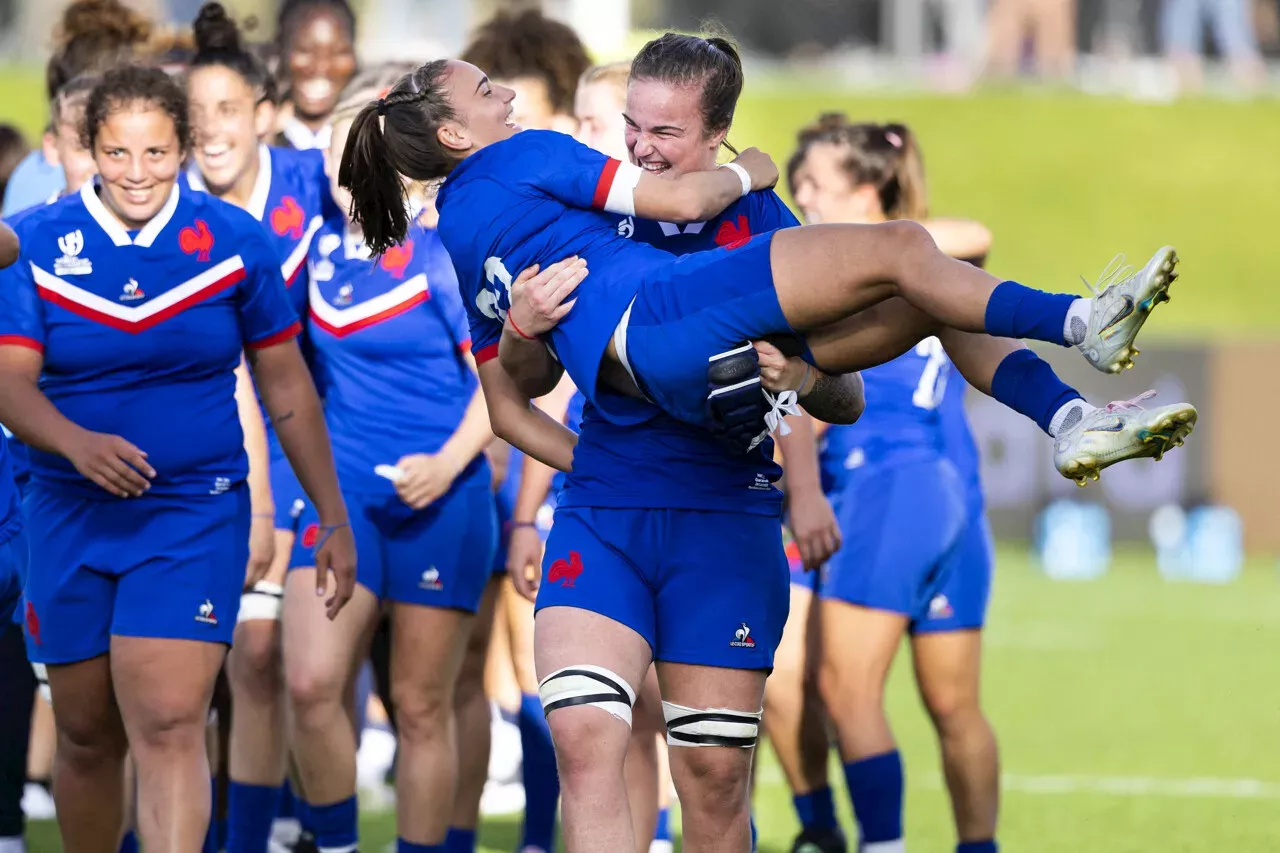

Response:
(657, 663), (765, 853)
(536, 606), (652, 853)
(45, 656), (129, 853)
(111, 637), (227, 853)
(451, 578), (500, 835)
(912, 630), (1000, 844)
(762, 584), (830, 796)
(626, 667), (663, 852)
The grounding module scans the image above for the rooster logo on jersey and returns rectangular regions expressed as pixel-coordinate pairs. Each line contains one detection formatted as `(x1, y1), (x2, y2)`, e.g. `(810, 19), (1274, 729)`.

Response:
(179, 220), (214, 261)
(270, 196), (306, 239)
(379, 240), (414, 280)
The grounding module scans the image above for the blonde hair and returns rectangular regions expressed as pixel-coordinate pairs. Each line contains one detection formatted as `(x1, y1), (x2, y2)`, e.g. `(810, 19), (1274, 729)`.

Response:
(578, 61), (630, 97)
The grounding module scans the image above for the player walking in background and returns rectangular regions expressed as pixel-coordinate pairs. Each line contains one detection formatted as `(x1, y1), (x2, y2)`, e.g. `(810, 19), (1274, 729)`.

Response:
(182, 5), (339, 850)
(281, 84), (497, 853)
(0, 66), (354, 853)
(791, 117), (1002, 853)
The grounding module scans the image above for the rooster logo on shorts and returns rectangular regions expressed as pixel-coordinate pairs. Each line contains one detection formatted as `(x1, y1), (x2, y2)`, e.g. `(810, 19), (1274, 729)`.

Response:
(547, 551), (583, 588)
(730, 623), (756, 648)
(195, 599), (218, 626)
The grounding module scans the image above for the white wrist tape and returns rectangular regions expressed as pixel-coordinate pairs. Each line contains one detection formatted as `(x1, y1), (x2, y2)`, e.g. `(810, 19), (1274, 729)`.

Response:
(719, 162), (752, 197)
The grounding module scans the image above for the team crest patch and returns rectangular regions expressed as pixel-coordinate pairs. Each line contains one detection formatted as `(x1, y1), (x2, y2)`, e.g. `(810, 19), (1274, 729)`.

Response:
(54, 230), (92, 276)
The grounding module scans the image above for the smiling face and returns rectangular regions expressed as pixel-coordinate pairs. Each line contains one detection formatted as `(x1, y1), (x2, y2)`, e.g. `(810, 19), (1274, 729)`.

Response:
(791, 139), (880, 225)
(188, 64), (272, 198)
(93, 102), (182, 228)
(435, 60), (521, 156)
(286, 7), (357, 124)
(623, 76), (724, 178)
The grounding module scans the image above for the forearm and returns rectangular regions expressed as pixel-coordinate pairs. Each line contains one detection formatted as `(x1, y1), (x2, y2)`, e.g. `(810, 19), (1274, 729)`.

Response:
(0, 373), (85, 457)
(636, 167), (742, 223)
(801, 370), (865, 425)
(0, 222), (17, 269)
(775, 415), (823, 495)
(235, 357), (274, 516)
(479, 361), (577, 473)
(440, 386), (493, 470)
(512, 450), (558, 524)
(250, 350), (347, 524)
(498, 324), (563, 399)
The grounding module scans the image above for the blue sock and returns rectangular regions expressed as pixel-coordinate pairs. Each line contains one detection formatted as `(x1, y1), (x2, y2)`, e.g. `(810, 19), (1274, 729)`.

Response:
(518, 692), (559, 852)
(654, 806), (672, 841)
(308, 795), (358, 851)
(958, 842), (998, 853)
(278, 780), (297, 819)
(396, 840), (444, 853)
(793, 785), (837, 832)
(983, 281), (1077, 346)
(750, 814), (758, 851)
(117, 830), (138, 853)
(843, 750), (904, 845)
(202, 779), (223, 853)
(226, 781), (283, 853)
(990, 348), (1083, 435)
(444, 827), (477, 853)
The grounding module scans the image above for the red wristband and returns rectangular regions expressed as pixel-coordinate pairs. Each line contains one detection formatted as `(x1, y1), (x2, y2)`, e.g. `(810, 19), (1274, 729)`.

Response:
(507, 313), (537, 341)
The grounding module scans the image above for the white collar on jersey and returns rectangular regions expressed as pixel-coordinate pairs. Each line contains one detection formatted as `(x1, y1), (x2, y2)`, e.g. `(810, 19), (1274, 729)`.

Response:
(79, 179), (181, 247)
(280, 117), (331, 152)
(185, 145), (273, 221)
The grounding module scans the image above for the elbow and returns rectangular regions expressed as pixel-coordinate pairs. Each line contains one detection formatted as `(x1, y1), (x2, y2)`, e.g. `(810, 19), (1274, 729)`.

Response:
(488, 405), (520, 448)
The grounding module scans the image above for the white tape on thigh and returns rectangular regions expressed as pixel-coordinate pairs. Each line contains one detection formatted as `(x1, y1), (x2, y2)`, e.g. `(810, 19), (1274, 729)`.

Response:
(662, 701), (763, 748)
(538, 664), (637, 727)
(31, 662), (50, 704)
(237, 580), (285, 623)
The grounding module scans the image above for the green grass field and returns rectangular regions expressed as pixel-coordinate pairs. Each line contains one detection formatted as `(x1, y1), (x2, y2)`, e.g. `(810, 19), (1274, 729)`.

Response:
(2, 66), (1279, 334)
(21, 548), (1280, 852)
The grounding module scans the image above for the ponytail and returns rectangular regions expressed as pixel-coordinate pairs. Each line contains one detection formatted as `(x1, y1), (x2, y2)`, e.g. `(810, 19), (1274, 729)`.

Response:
(338, 60), (457, 255)
(879, 123), (928, 221)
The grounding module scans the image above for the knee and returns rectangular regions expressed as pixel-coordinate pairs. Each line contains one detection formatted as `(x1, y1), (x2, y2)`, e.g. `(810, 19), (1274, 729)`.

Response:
(56, 712), (128, 770)
(673, 748), (752, 818)
(818, 658), (884, 716)
(922, 685), (984, 735)
(546, 707), (628, 788)
(228, 623), (283, 698)
(128, 696), (210, 754)
(452, 666), (486, 713)
(882, 220), (940, 274)
(286, 659), (346, 726)
(391, 681), (453, 746)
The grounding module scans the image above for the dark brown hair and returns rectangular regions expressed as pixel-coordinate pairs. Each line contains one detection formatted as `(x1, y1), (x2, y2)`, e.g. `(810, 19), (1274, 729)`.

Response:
(787, 113), (927, 221)
(83, 65), (191, 154)
(190, 2), (277, 104)
(460, 10), (591, 117)
(0, 125), (30, 202)
(339, 61), (455, 254)
(46, 0), (153, 102)
(630, 32), (744, 153)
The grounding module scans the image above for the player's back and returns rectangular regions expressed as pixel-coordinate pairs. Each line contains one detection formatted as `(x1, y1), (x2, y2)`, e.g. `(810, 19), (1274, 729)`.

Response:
(820, 338), (952, 494)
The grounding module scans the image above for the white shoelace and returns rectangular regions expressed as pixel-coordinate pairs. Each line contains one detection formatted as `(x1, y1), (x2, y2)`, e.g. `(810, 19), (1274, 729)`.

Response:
(747, 388), (802, 452)
(1080, 253), (1134, 298)
(1101, 389), (1156, 415)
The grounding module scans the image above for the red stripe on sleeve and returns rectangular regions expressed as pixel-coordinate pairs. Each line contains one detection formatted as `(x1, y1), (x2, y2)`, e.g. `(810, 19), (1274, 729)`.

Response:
(0, 336), (43, 354)
(246, 320), (302, 350)
(474, 342), (499, 365)
(591, 159), (622, 210)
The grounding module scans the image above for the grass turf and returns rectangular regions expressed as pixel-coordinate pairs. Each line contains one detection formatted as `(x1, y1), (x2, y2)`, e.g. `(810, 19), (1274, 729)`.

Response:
(23, 548), (1280, 851)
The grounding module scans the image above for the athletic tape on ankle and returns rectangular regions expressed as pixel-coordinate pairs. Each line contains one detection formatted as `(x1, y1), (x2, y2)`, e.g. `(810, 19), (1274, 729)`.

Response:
(538, 664), (637, 726)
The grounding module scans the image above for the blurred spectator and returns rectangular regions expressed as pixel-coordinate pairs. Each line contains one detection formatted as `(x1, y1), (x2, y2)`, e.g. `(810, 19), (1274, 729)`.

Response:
(985, 0), (1079, 79)
(1, 0), (152, 216)
(0, 127), (29, 208)
(1163, 0), (1266, 92)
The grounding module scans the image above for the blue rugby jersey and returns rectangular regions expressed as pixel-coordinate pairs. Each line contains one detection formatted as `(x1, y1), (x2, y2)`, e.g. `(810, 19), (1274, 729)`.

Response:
(819, 337), (953, 494)
(306, 218), (485, 495)
(0, 180), (300, 498)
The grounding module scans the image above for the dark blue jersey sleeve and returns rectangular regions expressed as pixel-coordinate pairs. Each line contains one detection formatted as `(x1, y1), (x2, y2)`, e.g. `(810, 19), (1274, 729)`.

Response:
(512, 130), (643, 216)
(0, 256), (43, 353)
(238, 227), (302, 349)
